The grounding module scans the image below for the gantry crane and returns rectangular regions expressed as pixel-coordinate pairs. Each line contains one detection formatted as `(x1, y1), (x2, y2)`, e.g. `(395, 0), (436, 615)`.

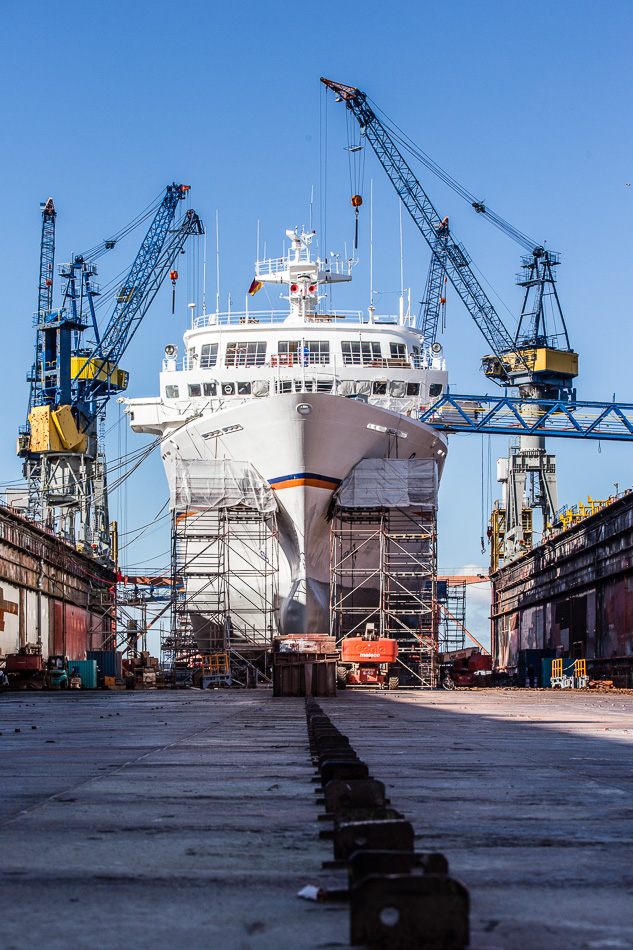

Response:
(321, 78), (582, 563)
(19, 184), (204, 560)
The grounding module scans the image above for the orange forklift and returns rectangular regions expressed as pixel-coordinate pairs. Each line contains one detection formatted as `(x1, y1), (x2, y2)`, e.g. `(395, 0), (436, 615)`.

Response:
(337, 624), (400, 690)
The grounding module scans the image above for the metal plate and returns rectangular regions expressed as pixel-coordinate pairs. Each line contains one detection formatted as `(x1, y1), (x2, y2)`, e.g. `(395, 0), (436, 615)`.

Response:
(350, 873), (469, 949)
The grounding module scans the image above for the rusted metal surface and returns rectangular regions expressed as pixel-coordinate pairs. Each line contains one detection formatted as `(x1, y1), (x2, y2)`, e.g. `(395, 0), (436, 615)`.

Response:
(0, 504), (114, 661)
(305, 697), (469, 949)
(348, 850), (449, 886)
(350, 873), (469, 949)
(323, 778), (387, 813)
(333, 819), (414, 861)
(492, 491), (633, 669)
(273, 634), (338, 696)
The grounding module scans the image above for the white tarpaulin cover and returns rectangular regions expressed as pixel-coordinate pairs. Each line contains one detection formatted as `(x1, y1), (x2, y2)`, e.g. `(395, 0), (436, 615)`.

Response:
(170, 458), (277, 512)
(334, 458), (438, 509)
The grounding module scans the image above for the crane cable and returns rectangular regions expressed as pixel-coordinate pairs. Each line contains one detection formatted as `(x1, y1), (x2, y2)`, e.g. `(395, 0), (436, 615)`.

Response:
(345, 108), (367, 250)
(365, 97), (541, 254)
(80, 190), (166, 261)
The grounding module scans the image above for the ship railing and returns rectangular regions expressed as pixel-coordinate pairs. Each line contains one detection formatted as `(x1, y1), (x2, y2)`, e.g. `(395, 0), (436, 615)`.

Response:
(192, 311), (287, 328)
(255, 255), (297, 275)
(410, 353), (445, 371)
(270, 352), (331, 367)
(165, 352), (436, 374)
(191, 309), (391, 329)
(254, 254), (353, 278)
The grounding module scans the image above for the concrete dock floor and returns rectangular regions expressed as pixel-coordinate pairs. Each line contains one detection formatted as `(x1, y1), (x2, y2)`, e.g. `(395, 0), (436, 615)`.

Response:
(1, 688), (632, 949)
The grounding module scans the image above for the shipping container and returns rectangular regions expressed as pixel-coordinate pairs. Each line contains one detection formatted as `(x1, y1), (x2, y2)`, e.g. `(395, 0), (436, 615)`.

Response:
(87, 650), (123, 680)
(518, 649), (556, 687)
(67, 659), (97, 689)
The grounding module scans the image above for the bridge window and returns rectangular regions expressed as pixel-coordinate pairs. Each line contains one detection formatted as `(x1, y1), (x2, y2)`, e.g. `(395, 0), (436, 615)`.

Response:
(372, 381), (387, 395)
(165, 385), (179, 399)
(237, 381), (252, 395)
(222, 382), (236, 396)
(389, 342), (407, 360)
(429, 383), (443, 397)
(203, 382), (217, 397)
(407, 382), (420, 396)
(342, 341), (381, 365)
(225, 341), (266, 367)
(200, 343), (218, 368)
(278, 340), (330, 364)
(188, 384), (201, 397)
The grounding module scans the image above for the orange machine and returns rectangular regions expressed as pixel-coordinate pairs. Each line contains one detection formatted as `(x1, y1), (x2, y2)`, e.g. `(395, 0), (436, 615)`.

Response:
(338, 629), (399, 689)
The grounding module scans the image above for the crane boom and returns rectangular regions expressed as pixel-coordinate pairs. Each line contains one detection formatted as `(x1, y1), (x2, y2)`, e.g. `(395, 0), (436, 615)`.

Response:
(78, 203), (204, 416)
(26, 198), (57, 419)
(419, 220), (448, 342)
(20, 185), (204, 559)
(321, 78), (520, 379)
(37, 198), (56, 317)
(90, 184), (191, 373)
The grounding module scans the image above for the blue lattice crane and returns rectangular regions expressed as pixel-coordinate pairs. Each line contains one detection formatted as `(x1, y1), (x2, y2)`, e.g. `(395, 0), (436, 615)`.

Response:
(20, 184), (204, 557)
(320, 78), (585, 566)
(23, 198), (58, 421)
(419, 217), (449, 344)
(321, 77), (578, 399)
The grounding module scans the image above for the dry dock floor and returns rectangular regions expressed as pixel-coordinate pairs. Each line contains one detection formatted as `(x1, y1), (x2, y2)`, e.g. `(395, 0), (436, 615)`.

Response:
(1, 688), (632, 950)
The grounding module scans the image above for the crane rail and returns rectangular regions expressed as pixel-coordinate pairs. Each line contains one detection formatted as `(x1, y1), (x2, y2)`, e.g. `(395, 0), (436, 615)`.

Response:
(419, 393), (633, 441)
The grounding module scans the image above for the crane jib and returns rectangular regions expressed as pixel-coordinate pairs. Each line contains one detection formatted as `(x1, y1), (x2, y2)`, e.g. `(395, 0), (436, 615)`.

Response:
(321, 77), (534, 383)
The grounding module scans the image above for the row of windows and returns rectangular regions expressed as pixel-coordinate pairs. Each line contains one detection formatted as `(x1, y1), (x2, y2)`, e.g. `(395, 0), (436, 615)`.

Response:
(165, 379), (428, 399)
(191, 340), (414, 369)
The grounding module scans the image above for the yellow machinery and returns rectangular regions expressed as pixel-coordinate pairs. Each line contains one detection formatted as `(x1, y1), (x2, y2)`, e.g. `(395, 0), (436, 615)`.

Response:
(490, 506), (533, 573)
(70, 357), (128, 390)
(200, 653), (231, 688)
(482, 346), (578, 387)
(27, 405), (86, 454)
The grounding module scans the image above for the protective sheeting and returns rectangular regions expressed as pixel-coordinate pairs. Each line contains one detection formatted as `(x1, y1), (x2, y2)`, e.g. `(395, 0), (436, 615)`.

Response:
(170, 458), (277, 512)
(252, 379), (270, 397)
(389, 380), (407, 398)
(334, 458), (438, 509)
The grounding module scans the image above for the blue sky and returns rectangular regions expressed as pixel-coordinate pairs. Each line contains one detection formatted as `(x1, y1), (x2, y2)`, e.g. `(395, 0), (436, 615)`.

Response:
(1, 0), (632, 646)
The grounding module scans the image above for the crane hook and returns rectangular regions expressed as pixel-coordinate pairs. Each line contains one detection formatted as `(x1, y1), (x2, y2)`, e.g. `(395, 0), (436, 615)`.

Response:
(170, 270), (178, 314)
(351, 195), (362, 248)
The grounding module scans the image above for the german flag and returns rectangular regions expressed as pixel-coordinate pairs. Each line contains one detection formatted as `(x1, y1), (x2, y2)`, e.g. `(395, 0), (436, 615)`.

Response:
(248, 278), (263, 296)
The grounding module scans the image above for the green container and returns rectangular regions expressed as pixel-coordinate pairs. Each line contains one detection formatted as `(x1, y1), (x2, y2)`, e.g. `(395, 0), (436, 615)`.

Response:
(542, 657), (575, 687)
(67, 659), (98, 689)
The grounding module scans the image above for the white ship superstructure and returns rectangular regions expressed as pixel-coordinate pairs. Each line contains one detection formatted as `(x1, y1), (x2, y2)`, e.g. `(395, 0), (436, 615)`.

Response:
(126, 229), (448, 649)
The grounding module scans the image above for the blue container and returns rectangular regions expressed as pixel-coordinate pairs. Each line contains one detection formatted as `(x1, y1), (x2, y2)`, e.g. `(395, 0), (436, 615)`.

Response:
(87, 650), (122, 680)
(68, 659), (98, 689)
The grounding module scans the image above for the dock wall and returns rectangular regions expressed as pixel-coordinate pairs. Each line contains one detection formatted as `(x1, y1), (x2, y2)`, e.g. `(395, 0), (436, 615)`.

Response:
(491, 492), (633, 670)
(0, 505), (116, 661)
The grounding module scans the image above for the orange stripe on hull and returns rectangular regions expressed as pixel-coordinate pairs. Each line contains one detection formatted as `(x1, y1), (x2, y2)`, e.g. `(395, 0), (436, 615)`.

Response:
(272, 477), (339, 491)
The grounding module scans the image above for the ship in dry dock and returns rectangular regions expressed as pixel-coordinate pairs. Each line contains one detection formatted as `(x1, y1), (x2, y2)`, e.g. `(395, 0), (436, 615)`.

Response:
(126, 227), (447, 676)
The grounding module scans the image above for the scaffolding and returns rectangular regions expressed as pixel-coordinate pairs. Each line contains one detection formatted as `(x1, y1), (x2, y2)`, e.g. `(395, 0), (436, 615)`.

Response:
(89, 585), (156, 657)
(170, 505), (279, 679)
(330, 505), (438, 688)
(437, 581), (467, 654)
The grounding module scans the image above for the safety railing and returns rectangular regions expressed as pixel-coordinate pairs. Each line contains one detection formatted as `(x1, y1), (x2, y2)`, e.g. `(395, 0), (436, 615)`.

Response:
(270, 352), (331, 367)
(191, 309), (394, 328)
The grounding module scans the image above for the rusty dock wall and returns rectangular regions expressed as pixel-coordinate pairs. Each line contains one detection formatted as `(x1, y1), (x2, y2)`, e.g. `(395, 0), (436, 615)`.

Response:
(491, 491), (633, 674)
(0, 505), (116, 661)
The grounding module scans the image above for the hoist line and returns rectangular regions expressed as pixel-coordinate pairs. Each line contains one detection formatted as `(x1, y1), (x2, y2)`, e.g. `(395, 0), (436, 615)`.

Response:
(365, 96), (540, 254)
